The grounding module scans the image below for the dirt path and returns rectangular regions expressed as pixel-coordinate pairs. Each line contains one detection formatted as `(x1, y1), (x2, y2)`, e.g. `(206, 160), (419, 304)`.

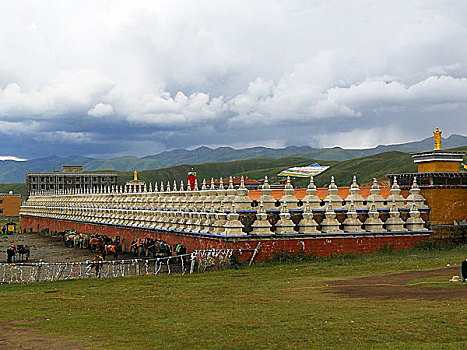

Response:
(0, 320), (91, 350)
(0, 232), (132, 263)
(329, 266), (467, 300)
(0, 320), (92, 350)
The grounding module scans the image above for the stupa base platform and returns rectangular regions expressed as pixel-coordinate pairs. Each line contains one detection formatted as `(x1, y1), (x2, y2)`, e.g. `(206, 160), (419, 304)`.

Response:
(21, 216), (431, 261)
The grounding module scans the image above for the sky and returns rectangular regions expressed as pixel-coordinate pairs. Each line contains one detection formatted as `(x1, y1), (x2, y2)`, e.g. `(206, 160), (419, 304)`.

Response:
(0, 0), (466, 159)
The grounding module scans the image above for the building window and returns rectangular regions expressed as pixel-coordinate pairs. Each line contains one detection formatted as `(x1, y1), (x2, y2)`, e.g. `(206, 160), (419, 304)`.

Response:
(0, 209), (3, 213)
(0, 200), (3, 204)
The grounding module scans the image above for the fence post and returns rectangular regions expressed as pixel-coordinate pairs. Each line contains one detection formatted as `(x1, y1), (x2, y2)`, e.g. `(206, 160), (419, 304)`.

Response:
(249, 243), (261, 266)
(190, 253), (196, 274)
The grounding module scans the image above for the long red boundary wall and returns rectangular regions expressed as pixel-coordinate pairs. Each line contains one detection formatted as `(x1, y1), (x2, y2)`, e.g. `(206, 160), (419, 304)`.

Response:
(21, 216), (430, 261)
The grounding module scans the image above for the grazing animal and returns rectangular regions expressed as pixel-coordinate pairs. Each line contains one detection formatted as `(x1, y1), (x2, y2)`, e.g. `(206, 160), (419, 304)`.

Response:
(89, 237), (103, 253)
(101, 235), (112, 245)
(73, 233), (85, 248)
(63, 230), (78, 248)
(6, 244), (16, 263)
(16, 244), (30, 261)
(154, 240), (172, 258)
(56, 231), (67, 241)
(102, 245), (118, 260)
(141, 238), (171, 258)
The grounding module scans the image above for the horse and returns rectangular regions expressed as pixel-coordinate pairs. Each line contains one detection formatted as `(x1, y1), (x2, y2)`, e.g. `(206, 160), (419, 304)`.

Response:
(84, 233), (99, 249)
(89, 237), (104, 253)
(151, 240), (172, 258)
(63, 231), (79, 248)
(102, 245), (118, 260)
(101, 235), (113, 245)
(56, 231), (67, 241)
(6, 244), (16, 263)
(73, 233), (85, 248)
(16, 244), (30, 261)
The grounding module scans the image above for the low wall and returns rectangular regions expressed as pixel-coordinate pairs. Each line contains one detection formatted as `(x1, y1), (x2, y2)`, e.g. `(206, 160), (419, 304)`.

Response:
(431, 224), (467, 243)
(21, 215), (431, 261)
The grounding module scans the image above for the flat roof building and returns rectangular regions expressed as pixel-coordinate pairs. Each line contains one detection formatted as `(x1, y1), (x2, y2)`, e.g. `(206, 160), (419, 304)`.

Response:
(26, 165), (118, 196)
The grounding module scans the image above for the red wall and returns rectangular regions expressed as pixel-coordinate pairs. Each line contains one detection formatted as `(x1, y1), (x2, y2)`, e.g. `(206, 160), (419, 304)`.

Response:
(21, 216), (430, 261)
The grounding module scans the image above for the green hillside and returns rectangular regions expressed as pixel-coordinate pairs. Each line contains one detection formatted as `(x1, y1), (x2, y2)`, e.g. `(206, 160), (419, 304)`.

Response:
(115, 145), (466, 188)
(4, 145), (466, 197)
(313, 151), (416, 187)
(226, 151), (414, 188)
(112, 157), (334, 186)
(0, 183), (26, 197)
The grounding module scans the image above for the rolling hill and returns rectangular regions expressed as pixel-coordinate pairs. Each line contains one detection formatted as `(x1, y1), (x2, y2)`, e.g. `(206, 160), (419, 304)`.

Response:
(0, 134), (465, 183)
(2, 145), (465, 198)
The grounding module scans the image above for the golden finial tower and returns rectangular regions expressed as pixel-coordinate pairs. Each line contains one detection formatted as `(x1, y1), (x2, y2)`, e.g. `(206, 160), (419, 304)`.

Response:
(433, 127), (442, 150)
(125, 170), (145, 192)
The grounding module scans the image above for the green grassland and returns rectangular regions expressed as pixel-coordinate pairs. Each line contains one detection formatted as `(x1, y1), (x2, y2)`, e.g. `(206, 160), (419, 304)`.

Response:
(0, 245), (466, 349)
(112, 146), (467, 188)
(113, 156), (333, 186)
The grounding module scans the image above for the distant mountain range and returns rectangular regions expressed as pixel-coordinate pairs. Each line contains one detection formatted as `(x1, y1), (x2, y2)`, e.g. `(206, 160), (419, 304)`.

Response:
(0, 134), (465, 183)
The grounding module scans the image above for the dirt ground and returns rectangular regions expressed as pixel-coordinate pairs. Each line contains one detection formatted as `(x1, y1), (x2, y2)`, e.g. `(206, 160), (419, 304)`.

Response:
(0, 319), (92, 350)
(0, 232), (132, 264)
(329, 266), (467, 300)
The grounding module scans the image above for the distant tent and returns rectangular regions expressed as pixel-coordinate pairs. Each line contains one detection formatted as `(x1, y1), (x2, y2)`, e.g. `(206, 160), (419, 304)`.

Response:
(278, 163), (330, 178)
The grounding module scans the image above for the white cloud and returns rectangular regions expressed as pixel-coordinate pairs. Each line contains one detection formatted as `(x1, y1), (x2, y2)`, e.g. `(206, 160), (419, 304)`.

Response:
(88, 103), (114, 117)
(0, 0), (466, 157)
(0, 156), (27, 161)
(0, 70), (115, 119)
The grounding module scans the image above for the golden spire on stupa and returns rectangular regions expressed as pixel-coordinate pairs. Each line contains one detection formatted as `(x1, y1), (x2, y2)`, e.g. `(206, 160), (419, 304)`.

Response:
(133, 170), (138, 180)
(433, 127), (442, 150)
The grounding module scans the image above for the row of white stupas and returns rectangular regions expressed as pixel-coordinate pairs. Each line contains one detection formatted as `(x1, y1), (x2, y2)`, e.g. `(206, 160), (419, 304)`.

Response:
(20, 175), (428, 235)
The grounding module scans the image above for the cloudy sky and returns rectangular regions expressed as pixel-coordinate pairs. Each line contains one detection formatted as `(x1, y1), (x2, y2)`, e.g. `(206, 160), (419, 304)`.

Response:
(0, 0), (466, 159)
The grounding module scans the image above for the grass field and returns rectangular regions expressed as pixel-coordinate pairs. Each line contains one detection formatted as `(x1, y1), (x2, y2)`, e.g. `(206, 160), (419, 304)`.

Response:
(0, 244), (466, 349)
